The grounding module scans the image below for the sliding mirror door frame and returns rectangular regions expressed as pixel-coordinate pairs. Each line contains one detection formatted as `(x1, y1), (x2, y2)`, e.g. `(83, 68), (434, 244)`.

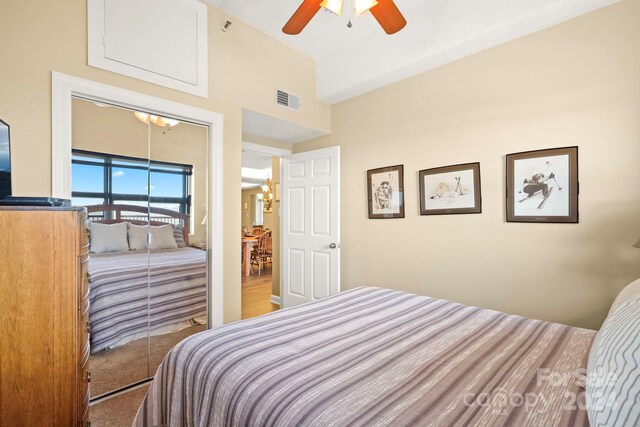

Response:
(51, 72), (224, 330)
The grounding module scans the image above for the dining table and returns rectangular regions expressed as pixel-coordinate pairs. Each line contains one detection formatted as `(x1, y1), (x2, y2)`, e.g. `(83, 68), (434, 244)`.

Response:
(241, 235), (258, 277)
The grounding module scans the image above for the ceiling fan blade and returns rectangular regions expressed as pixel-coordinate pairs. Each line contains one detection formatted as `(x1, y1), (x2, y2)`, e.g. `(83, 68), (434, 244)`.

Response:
(283, 0), (323, 35)
(370, 0), (406, 35)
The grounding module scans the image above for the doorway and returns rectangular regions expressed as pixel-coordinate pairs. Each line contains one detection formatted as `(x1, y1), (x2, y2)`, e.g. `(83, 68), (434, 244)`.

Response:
(240, 142), (291, 319)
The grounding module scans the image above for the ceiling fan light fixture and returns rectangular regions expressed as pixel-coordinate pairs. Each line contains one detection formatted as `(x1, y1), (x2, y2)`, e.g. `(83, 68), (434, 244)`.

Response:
(354, 0), (378, 17)
(283, 0), (405, 35)
(320, 0), (343, 16)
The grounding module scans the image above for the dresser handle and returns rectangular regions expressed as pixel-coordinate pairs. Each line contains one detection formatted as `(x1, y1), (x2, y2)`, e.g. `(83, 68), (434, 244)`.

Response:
(86, 322), (91, 334)
(86, 371), (91, 383)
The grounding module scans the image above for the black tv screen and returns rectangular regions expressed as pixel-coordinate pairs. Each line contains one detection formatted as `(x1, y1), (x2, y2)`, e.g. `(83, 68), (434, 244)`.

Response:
(0, 120), (11, 198)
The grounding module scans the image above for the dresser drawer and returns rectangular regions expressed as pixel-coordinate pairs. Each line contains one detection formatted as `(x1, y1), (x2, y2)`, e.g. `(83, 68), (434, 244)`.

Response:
(79, 341), (91, 416)
(80, 394), (90, 427)
(78, 211), (90, 253)
(79, 307), (90, 355)
(79, 254), (90, 303)
(79, 384), (90, 426)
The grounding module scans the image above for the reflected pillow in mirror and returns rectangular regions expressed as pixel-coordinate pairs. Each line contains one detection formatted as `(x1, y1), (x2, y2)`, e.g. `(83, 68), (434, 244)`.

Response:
(150, 224), (178, 250)
(128, 223), (178, 250)
(173, 224), (186, 248)
(89, 222), (129, 253)
(128, 223), (148, 251)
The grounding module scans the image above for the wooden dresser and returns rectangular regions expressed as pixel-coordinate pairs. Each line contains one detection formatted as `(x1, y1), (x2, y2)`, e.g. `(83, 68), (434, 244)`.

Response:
(0, 207), (90, 426)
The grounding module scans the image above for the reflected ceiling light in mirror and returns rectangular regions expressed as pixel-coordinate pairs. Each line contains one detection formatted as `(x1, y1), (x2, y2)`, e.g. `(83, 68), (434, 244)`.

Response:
(134, 111), (180, 128)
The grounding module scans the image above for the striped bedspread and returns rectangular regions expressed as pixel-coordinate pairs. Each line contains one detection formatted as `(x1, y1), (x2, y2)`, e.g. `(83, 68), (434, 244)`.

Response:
(89, 248), (207, 353)
(135, 287), (595, 427)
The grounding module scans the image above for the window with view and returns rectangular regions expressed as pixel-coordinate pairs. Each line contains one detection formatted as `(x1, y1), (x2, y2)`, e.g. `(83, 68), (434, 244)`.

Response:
(71, 150), (193, 223)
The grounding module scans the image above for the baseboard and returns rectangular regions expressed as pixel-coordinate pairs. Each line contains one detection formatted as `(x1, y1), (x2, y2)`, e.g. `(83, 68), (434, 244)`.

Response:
(270, 295), (281, 306)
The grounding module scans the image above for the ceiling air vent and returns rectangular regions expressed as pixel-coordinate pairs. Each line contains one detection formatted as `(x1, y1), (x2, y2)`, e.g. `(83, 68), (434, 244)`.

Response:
(276, 89), (301, 111)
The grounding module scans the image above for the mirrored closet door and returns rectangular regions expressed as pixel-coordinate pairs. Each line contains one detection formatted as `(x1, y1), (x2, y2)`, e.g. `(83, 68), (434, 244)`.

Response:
(147, 110), (209, 373)
(70, 97), (209, 400)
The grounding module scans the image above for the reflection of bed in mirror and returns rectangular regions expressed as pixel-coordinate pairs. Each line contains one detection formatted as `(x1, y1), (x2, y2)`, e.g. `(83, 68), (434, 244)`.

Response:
(86, 204), (207, 353)
(87, 204), (208, 400)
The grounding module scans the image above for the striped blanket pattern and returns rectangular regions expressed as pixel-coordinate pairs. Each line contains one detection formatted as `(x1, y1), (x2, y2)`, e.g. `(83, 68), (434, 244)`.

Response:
(135, 287), (595, 427)
(89, 248), (207, 353)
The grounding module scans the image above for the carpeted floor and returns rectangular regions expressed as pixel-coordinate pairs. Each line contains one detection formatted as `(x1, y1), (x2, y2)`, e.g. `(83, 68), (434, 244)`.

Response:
(90, 385), (149, 426)
(90, 324), (207, 397)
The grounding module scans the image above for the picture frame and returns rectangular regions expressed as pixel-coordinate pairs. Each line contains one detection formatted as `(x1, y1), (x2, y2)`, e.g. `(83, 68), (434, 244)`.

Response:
(419, 162), (481, 215)
(506, 146), (578, 223)
(367, 165), (405, 219)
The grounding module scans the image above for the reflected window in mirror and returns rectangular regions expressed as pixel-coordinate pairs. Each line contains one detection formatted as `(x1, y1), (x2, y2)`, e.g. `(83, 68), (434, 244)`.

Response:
(71, 150), (193, 223)
(253, 193), (264, 226)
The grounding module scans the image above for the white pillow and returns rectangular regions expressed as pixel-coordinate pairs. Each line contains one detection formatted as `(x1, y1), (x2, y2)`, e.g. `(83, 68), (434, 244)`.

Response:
(127, 223), (178, 251)
(127, 223), (149, 251)
(587, 279), (640, 426)
(150, 224), (178, 250)
(89, 222), (129, 253)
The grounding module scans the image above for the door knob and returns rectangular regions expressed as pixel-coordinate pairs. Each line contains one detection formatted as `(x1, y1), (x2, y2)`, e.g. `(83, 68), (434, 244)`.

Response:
(329, 243), (338, 249)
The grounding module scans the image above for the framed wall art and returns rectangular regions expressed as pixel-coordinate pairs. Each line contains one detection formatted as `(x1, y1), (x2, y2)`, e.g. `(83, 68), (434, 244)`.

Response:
(506, 146), (578, 223)
(419, 162), (481, 215)
(367, 165), (405, 219)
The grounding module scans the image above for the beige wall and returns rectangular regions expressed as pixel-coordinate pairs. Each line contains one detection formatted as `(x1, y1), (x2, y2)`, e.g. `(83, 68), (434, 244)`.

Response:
(72, 99), (209, 243)
(295, 0), (640, 330)
(241, 156), (281, 296)
(0, 1), (330, 323)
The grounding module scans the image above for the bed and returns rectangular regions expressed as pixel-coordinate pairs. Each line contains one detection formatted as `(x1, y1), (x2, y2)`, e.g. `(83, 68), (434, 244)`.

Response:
(86, 204), (207, 353)
(134, 287), (599, 426)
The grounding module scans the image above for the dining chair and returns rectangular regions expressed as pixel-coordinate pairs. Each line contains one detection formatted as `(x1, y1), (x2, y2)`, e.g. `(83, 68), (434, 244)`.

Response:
(251, 227), (267, 237)
(250, 231), (272, 275)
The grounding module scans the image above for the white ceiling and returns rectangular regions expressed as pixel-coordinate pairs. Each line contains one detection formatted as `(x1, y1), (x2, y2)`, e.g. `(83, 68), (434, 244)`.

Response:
(242, 150), (273, 170)
(210, 0), (618, 104)
(241, 151), (271, 189)
(242, 109), (327, 144)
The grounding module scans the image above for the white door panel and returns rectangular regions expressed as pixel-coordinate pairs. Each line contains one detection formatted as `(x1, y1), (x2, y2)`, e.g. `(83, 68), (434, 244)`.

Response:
(282, 147), (340, 307)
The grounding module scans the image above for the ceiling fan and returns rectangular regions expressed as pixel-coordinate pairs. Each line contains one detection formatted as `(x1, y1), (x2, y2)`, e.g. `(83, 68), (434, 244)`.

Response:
(283, 0), (407, 35)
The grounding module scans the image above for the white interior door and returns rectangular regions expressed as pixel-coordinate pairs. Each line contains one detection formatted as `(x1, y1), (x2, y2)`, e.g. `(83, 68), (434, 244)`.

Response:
(281, 146), (340, 308)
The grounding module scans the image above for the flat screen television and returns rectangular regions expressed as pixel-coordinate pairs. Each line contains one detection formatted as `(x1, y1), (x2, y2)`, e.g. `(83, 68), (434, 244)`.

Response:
(0, 120), (10, 198)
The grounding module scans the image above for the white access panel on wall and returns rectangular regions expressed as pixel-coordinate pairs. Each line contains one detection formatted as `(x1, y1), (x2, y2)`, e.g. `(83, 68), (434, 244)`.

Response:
(281, 147), (341, 308)
(88, 0), (208, 97)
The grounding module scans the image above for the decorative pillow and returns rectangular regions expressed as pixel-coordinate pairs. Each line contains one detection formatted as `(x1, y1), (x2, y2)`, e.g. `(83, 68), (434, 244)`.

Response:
(127, 223), (149, 251)
(128, 224), (178, 250)
(89, 222), (129, 253)
(173, 224), (186, 248)
(150, 224), (178, 250)
(587, 279), (640, 426)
